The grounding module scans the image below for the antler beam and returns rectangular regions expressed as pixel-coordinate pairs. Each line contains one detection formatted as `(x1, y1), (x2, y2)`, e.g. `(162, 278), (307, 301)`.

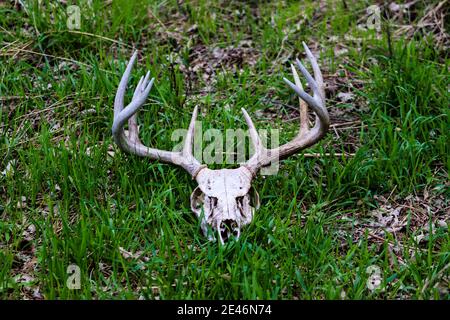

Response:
(242, 42), (330, 176)
(112, 51), (205, 177)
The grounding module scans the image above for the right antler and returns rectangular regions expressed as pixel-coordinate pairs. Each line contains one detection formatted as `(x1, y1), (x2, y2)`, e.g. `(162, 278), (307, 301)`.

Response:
(112, 51), (206, 178)
(241, 42), (330, 176)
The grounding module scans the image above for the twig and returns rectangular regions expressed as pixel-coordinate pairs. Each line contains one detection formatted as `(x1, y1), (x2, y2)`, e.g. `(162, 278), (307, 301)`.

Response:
(147, 7), (168, 31)
(1, 46), (113, 74)
(303, 152), (356, 158)
(67, 30), (133, 48)
(0, 95), (44, 101)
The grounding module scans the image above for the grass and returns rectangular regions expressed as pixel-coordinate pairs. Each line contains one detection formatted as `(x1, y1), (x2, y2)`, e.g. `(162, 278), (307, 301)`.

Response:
(0, 0), (449, 299)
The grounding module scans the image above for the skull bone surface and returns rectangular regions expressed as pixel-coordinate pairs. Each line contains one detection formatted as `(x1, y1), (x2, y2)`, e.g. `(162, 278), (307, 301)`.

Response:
(190, 167), (260, 243)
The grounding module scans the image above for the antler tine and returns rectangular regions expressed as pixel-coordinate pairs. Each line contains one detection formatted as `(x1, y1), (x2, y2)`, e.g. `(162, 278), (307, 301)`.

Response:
(114, 51), (137, 116)
(183, 105), (198, 157)
(127, 71), (153, 147)
(181, 105), (208, 176)
(241, 108), (263, 154)
(242, 43), (329, 176)
(302, 41), (325, 101)
(112, 51), (204, 178)
(291, 63), (309, 134)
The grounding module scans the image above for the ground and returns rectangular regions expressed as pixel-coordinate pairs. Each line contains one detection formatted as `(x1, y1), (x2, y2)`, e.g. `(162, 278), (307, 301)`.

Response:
(0, 0), (449, 299)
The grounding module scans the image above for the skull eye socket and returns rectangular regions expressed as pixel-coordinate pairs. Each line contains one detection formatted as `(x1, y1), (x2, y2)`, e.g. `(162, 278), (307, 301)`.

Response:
(236, 196), (244, 208)
(209, 196), (218, 207)
(249, 186), (260, 210)
(208, 196), (218, 216)
(193, 199), (202, 210)
(236, 196), (247, 218)
(190, 187), (205, 215)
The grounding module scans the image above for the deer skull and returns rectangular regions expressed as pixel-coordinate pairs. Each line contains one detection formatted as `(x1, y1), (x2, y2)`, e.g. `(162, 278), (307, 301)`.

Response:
(112, 43), (329, 244)
(190, 167), (260, 243)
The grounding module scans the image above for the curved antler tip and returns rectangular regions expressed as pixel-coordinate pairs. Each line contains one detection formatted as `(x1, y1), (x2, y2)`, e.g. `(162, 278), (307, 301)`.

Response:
(241, 107), (256, 124)
(302, 42), (314, 54)
(129, 50), (138, 63)
(241, 108), (255, 124)
(188, 105), (199, 125)
(124, 50), (139, 70)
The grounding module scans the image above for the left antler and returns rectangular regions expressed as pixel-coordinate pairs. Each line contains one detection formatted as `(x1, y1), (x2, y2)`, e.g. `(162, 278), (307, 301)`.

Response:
(112, 51), (206, 178)
(241, 42), (330, 176)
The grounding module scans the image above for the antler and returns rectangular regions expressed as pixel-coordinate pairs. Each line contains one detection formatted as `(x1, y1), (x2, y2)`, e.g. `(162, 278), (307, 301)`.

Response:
(112, 51), (205, 178)
(242, 42), (330, 176)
